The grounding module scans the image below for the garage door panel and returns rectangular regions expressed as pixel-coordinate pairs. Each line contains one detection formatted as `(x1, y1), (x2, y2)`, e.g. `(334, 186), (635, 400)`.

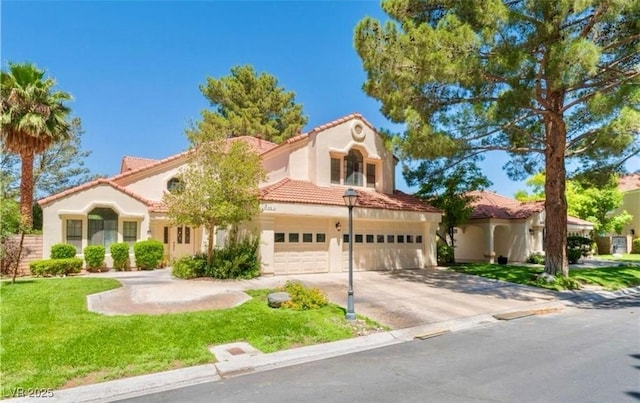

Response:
(273, 217), (330, 275)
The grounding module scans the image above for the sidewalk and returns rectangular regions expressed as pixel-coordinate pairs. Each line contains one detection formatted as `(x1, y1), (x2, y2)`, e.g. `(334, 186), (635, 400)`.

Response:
(9, 285), (638, 403)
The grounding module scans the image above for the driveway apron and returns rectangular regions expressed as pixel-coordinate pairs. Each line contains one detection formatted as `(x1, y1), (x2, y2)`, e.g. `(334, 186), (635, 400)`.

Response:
(86, 267), (559, 329)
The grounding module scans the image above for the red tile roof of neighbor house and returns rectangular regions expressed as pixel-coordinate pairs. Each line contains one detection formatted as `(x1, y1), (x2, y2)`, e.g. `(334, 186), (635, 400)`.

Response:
(467, 190), (545, 219)
(567, 216), (594, 226)
(619, 173), (640, 192)
(259, 178), (441, 212)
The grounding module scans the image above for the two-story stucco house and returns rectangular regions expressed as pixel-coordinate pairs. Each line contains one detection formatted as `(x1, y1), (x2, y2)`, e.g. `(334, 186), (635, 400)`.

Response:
(38, 113), (443, 275)
(609, 173), (640, 253)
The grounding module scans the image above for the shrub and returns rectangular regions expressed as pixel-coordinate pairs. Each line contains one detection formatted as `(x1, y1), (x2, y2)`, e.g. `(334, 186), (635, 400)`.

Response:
(206, 236), (260, 279)
(632, 238), (640, 254)
(134, 240), (164, 270)
(279, 281), (329, 310)
(51, 243), (77, 259)
(110, 242), (130, 271)
(526, 253), (545, 265)
(567, 248), (583, 264)
(172, 254), (207, 279)
(29, 258), (83, 277)
(84, 245), (106, 271)
(437, 243), (454, 266)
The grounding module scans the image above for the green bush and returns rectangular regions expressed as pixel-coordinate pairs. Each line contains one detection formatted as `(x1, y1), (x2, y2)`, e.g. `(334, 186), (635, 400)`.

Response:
(632, 238), (640, 254)
(134, 240), (164, 270)
(51, 243), (77, 259)
(526, 253), (545, 265)
(567, 248), (583, 264)
(110, 242), (130, 271)
(206, 236), (260, 279)
(84, 245), (106, 271)
(29, 258), (83, 277)
(279, 281), (329, 310)
(172, 254), (207, 279)
(437, 243), (454, 266)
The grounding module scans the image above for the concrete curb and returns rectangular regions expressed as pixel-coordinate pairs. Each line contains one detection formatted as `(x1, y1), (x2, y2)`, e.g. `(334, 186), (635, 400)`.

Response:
(7, 364), (219, 403)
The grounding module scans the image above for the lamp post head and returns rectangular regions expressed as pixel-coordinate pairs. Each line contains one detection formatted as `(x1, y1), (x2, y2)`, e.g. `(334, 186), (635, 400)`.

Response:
(343, 188), (358, 207)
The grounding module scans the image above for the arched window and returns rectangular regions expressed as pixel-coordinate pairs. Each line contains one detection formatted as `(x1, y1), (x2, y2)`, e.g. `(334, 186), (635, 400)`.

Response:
(344, 149), (363, 186)
(167, 177), (183, 193)
(88, 207), (118, 249)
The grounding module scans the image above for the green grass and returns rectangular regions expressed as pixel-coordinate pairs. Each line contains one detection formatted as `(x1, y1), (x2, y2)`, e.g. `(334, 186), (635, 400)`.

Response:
(0, 278), (379, 396)
(450, 263), (640, 292)
(594, 254), (640, 262)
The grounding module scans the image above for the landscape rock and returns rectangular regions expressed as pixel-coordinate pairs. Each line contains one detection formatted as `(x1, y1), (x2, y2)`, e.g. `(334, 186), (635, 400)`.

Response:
(267, 292), (291, 308)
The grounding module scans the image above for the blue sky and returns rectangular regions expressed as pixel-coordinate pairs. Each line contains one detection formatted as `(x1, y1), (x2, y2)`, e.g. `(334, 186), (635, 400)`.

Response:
(3, 0), (545, 197)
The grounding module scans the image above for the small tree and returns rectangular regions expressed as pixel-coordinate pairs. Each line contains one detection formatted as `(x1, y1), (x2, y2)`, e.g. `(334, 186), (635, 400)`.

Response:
(164, 122), (266, 265)
(406, 159), (490, 263)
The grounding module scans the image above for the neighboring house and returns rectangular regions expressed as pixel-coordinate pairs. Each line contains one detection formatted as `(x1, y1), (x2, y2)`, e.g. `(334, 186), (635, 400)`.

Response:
(453, 191), (593, 263)
(39, 113), (442, 274)
(610, 173), (640, 253)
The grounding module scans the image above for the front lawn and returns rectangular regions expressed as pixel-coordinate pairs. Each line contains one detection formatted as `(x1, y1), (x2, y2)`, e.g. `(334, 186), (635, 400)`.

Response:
(593, 254), (640, 262)
(1, 278), (376, 397)
(450, 263), (640, 291)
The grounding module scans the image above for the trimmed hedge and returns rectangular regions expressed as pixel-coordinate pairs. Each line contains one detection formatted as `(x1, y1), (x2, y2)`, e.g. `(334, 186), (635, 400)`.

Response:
(134, 240), (164, 270)
(30, 258), (83, 277)
(110, 242), (130, 271)
(632, 238), (640, 254)
(51, 243), (77, 259)
(84, 245), (105, 271)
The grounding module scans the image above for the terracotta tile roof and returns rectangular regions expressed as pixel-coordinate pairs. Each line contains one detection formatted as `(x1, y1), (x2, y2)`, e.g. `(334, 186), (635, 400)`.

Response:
(38, 178), (154, 207)
(567, 216), (594, 227)
(619, 173), (640, 192)
(120, 156), (158, 173)
(260, 179), (441, 213)
(228, 135), (278, 154)
(109, 136), (275, 184)
(467, 190), (545, 220)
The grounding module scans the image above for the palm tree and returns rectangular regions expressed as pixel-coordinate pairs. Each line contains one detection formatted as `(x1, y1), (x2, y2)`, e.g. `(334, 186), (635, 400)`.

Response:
(1, 62), (72, 229)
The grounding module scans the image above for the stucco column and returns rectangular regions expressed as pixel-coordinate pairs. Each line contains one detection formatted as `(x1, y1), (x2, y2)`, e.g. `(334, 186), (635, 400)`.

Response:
(483, 223), (495, 263)
(424, 221), (438, 267)
(256, 216), (275, 275)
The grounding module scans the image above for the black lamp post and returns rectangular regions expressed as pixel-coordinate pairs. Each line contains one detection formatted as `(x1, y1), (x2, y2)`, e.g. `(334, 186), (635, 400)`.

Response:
(343, 187), (358, 321)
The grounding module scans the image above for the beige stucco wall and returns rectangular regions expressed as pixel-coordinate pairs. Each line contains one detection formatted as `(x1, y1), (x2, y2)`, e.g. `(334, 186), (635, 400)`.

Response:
(117, 160), (185, 202)
(41, 184), (149, 266)
(262, 147), (291, 185)
(617, 189), (639, 237)
(310, 119), (394, 193)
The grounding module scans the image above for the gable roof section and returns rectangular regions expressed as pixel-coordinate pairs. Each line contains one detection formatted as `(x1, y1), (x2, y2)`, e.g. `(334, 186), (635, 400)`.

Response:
(110, 136), (277, 184)
(260, 178), (441, 213)
(120, 156), (158, 173)
(567, 216), (594, 227)
(467, 190), (545, 220)
(38, 178), (154, 207)
(619, 173), (640, 192)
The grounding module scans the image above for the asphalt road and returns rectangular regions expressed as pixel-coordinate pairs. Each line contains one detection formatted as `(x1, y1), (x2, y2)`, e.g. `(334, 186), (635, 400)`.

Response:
(120, 296), (640, 403)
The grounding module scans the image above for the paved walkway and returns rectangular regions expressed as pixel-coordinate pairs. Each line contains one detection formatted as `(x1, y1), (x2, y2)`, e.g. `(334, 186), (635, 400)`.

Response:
(87, 267), (559, 329)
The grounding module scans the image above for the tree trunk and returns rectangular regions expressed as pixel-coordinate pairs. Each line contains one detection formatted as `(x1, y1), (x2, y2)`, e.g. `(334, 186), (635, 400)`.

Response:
(543, 109), (568, 277)
(19, 151), (35, 230)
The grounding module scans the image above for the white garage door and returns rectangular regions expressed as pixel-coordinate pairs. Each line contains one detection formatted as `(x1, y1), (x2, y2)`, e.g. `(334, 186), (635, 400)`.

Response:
(273, 217), (330, 275)
(343, 221), (425, 270)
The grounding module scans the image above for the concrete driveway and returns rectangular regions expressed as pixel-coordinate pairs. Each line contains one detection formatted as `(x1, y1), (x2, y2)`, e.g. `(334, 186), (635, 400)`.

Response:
(86, 267), (560, 329)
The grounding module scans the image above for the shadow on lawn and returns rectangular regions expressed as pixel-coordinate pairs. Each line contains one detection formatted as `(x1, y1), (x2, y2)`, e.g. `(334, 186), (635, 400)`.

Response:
(382, 267), (556, 302)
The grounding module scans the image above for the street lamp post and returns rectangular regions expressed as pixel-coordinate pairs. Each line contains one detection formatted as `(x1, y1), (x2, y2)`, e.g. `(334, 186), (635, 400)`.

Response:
(343, 187), (358, 321)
